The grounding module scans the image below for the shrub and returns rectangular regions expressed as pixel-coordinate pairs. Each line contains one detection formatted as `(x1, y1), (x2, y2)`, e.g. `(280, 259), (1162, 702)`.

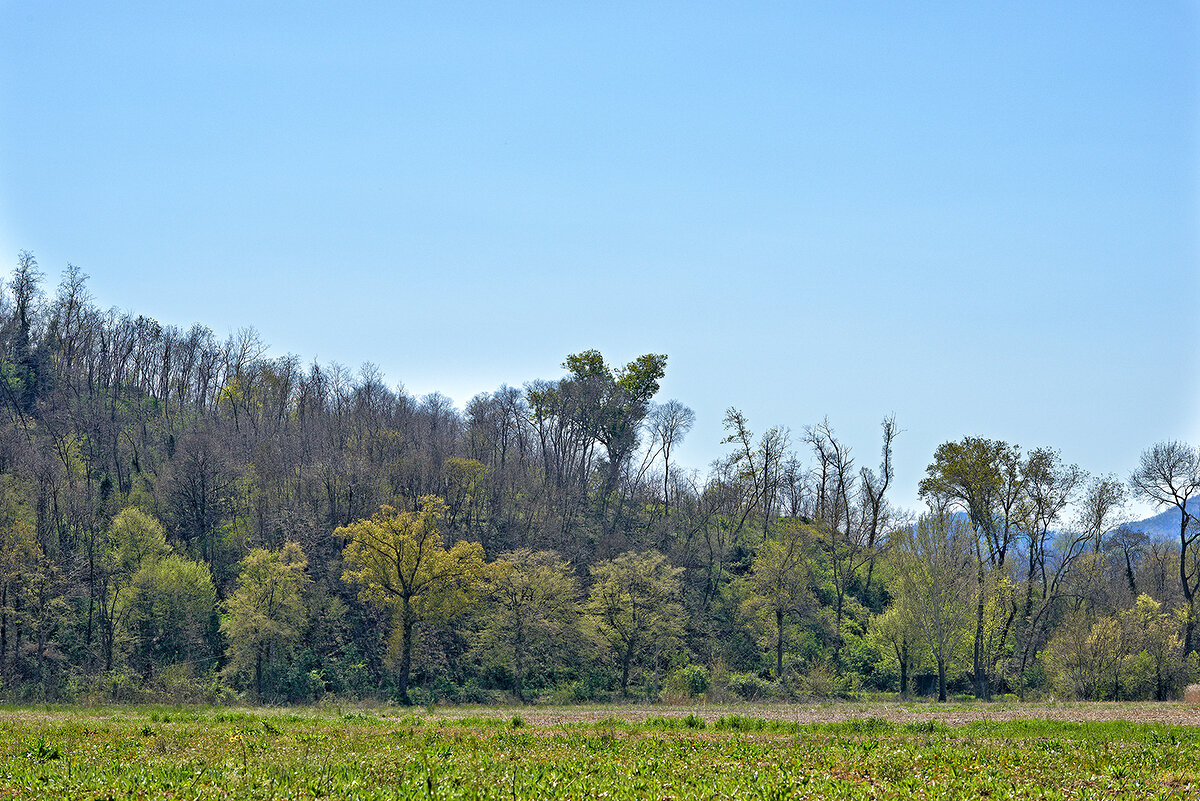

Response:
(432, 677), (461, 704)
(304, 669), (327, 703)
(726, 672), (774, 701)
(663, 665), (709, 701)
(799, 661), (836, 698)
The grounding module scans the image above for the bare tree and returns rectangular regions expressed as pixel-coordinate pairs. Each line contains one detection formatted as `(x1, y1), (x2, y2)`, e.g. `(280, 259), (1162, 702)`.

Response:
(648, 400), (694, 518)
(1076, 474), (1128, 553)
(1129, 441), (1200, 656)
(806, 420), (862, 665)
(860, 415), (899, 597)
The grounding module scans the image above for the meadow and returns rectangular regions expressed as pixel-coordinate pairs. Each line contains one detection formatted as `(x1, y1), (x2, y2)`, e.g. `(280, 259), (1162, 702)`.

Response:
(1, 703), (1197, 799)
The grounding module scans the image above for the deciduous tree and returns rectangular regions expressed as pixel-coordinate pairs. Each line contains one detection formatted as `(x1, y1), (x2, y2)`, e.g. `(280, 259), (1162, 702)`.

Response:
(744, 519), (814, 679)
(585, 549), (684, 695)
(477, 548), (580, 701)
(889, 513), (974, 701)
(1129, 441), (1200, 656)
(221, 542), (310, 698)
(122, 553), (217, 680)
(338, 497), (487, 703)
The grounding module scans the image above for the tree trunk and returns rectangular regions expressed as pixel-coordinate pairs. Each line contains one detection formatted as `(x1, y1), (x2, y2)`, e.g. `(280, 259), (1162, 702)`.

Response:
(620, 642), (634, 696)
(1124, 549), (1138, 599)
(775, 609), (784, 679)
(397, 602), (415, 704)
(974, 552), (988, 699)
(834, 589), (845, 671)
(1181, 547), (1196, 659)
(937, 657), (947, 703)
(0, 585), (6, 677)
(1179, 504), (1196, 658)
(513, 621), (526, 703)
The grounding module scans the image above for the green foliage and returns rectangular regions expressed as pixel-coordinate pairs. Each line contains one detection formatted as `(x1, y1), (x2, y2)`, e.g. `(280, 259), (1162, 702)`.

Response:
(338, 496), (487, 702)
(1045, 594), (1189, 700)
(1, 258), (1196, 709)
(220, 542), (311, 698)
(107, 507), (170, 574)
(121, 553), (217, 679)
(1, 704), (1200, 798)
(0, 705), (1190, 801)
(474, 548), (581, 701)
(725, 671), (775, 701)
(742, 519), (816, 679)
(662, 664), (709, 700)
(888, 512), (975, 701)
(584, 549), (685, 694)
(120, 553), (219, 681)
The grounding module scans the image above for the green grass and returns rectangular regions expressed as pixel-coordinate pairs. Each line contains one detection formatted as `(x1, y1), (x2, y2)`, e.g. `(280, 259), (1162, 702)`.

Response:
(0, 706), (1195, 799)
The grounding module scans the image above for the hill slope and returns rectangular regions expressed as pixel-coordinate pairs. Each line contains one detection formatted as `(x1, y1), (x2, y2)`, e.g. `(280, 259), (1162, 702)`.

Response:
(1128, 496), (1199, 541)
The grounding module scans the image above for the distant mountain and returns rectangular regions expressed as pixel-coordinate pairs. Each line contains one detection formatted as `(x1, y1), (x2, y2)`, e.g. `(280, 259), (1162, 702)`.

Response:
(1127, 496), (1200, 542)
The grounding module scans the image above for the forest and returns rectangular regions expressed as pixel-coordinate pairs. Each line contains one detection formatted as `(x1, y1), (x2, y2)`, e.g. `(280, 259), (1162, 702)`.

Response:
(0, 251), (1197, 705)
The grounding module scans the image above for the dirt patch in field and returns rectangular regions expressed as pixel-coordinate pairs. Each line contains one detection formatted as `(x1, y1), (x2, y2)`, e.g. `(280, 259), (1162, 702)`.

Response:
(407, 701), (1200, 728)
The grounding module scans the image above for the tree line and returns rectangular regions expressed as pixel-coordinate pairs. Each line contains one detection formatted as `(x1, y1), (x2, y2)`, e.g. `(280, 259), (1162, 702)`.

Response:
(0, 252), (1196, 704)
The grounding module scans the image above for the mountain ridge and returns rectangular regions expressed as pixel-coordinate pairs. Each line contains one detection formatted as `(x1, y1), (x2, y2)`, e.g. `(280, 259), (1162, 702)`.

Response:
(1128, 496), (1199, 542)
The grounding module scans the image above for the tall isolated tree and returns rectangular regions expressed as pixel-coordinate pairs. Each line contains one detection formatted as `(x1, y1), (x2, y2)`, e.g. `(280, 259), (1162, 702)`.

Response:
(221, 542), (310, 698)
(1129, 441), (1200, 656)
(1076, 474), (1127, 554)
(1013, 448), (1085, 679)
(860, 415), (899, 599)
(647, 400), (695, 518)
(338, 497), (487, 703)
(721, 408), (788, 536)
(567, 351), (667, 496)
(806, 419), (862, 664)
(2, 250), (44, 410)
(540, 349), (667, 499)
(585, 549), (685, 695)
(525, 350), (667, 555)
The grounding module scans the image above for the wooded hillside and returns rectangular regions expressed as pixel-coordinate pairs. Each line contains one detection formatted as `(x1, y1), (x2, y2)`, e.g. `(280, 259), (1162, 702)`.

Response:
(1, 252), (1196, 704)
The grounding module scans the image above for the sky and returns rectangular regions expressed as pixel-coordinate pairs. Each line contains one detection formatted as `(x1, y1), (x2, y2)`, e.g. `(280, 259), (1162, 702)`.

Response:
(1, 2), (1197, 515)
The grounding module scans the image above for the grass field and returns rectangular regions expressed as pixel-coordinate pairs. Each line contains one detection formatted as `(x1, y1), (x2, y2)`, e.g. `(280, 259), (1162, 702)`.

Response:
(1, 703), (1197, 799)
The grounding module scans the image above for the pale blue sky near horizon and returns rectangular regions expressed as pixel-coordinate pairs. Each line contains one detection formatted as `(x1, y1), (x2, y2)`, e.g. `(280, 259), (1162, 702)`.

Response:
(1, 2), (1197, 516)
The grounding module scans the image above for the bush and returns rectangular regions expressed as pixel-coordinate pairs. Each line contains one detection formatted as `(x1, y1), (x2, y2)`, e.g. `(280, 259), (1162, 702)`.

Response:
(726, 672), (774, 701)
(546, 668), (614, 704)
(663, 665), (709, 701)
(340, 662), (372, 701)
(459, 679), (495, 704)
(432, 676), (461, 704)
(106, 670), (145, 704)
(799, 661), (836, 699)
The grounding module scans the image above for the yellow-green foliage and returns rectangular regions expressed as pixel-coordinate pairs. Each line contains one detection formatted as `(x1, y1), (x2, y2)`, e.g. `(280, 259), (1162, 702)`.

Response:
(475, 548), (581, 700)
(338, 496), (487, 697)
(585, 549), (685, 693)
(220, 542), (310, 695)
(1046, 594), (1188, 700)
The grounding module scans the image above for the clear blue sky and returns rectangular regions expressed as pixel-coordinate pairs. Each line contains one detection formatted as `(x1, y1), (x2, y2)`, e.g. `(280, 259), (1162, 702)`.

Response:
(2, 2), (1197, 514)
